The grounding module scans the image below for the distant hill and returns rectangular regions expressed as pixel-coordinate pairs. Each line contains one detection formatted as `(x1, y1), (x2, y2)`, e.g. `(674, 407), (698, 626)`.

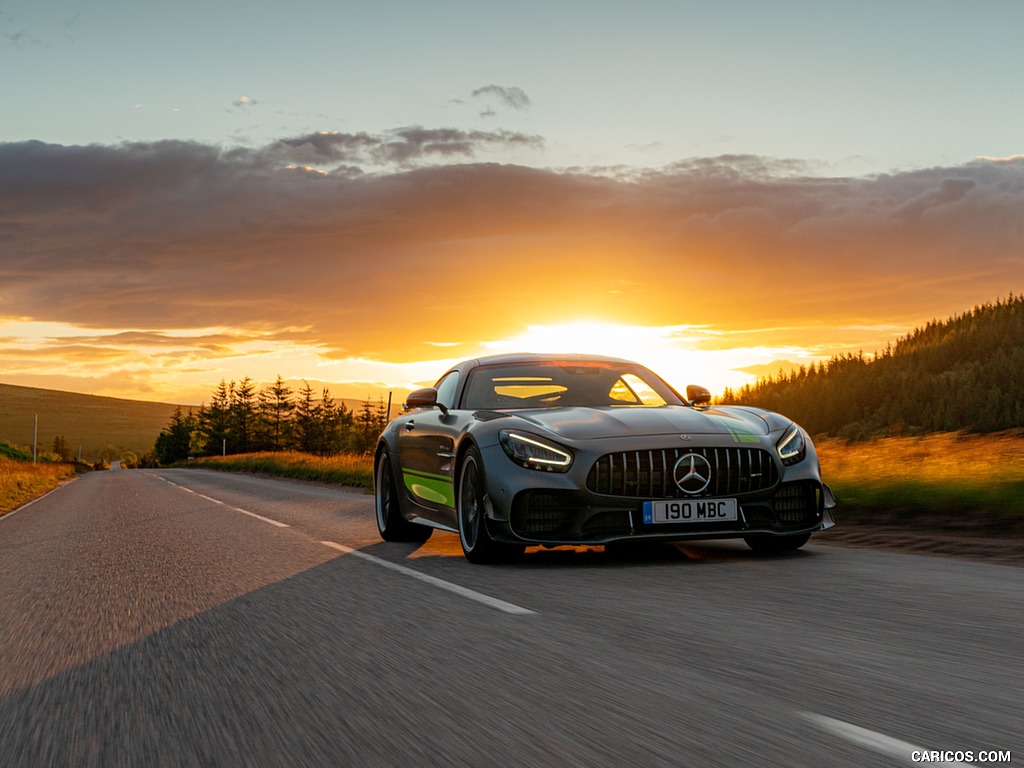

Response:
(719, 294), (1024, 438)
(0, 382), (396, 462)
(0, 383), (187, 462)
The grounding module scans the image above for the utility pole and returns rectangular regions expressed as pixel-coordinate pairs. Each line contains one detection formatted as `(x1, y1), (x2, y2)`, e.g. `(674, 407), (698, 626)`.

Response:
(33, 414), (38, 464)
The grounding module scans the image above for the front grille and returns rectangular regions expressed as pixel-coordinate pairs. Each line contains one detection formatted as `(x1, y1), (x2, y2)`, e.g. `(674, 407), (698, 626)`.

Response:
(587, 447), (778, 498)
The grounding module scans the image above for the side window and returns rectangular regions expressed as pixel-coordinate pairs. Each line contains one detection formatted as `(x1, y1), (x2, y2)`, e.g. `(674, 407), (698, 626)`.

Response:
(609, 377), (640, 404)
(608, 374), (668, 406)
(434, 371), (460, 410)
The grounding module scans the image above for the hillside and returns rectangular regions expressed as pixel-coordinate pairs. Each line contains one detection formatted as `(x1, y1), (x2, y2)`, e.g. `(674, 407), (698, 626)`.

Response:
(0, 383), (188, 462)
(0, 383), (392, 462)
(719, 294), (1024, 438)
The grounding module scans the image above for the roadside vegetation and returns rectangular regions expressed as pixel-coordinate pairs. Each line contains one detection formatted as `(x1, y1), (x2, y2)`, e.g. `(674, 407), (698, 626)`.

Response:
(193, 451), (373, 490)
(0, 443), (79, 516)
(817, 431), (1024, 530)
(154, 377), (388, 465)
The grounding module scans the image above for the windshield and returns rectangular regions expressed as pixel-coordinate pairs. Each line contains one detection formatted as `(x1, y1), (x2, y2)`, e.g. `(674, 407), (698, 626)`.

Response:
(460, 361), (685, 410)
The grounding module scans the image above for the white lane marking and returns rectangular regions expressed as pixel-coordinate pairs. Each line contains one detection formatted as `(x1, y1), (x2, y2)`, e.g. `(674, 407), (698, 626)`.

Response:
(802, 713), (970, 767)
(229, 506), (290, 528)
(154, 475), (289, 528)
(321, 541), (535, 616)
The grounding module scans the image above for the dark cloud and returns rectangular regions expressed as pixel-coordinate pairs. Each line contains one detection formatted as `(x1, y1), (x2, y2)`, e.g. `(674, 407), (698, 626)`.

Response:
(3, 31), (36, 47)
(1, 138), (1022, 360)
(471, 85), (531, 111)
(1, 10), (46, 48)
(262, 127), (543, 168)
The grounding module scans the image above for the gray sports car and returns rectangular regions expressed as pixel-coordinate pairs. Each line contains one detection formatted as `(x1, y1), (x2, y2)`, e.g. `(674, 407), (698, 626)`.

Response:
(375, 353), (836, 563)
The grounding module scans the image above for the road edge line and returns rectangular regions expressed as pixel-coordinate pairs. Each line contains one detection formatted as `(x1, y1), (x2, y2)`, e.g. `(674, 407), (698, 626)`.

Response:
(321, 541), (536, 616)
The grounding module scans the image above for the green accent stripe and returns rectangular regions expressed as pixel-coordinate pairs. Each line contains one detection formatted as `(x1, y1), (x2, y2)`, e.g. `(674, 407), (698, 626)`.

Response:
(707, 414), (764, 443)
(402, 468), (451, 482)
(728, 427), (762, 444)
(402, 468), (455, 508)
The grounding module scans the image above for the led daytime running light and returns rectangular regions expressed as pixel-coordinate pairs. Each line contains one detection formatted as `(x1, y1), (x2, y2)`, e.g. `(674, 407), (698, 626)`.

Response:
(776, 425), (807, 466)
(499, 430), (573, 471)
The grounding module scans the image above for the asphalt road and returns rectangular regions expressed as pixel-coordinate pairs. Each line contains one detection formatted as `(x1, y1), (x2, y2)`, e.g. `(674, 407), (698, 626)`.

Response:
(0, 469), (1020, 767)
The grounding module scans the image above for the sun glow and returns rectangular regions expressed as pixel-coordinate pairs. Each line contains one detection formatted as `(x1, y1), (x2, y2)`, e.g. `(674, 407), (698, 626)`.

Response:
(0, 313), (825, 407)
(478, 320), (806, 396)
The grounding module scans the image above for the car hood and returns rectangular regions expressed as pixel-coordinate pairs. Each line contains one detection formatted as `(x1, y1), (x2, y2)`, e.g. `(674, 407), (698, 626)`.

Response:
(508, 405), (777, 442)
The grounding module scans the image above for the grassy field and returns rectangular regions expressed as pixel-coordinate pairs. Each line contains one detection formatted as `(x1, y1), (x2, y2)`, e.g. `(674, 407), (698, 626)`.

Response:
(0, 382), (187, 463)
(817, 431), (1024, 530)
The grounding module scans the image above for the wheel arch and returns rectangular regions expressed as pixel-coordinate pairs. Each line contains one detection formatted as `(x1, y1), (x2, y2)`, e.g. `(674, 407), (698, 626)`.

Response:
(374, 437), (405, 510)
(453, 433), (483, 490)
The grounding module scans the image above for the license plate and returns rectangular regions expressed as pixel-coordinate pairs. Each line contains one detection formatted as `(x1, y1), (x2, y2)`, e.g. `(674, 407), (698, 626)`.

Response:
(643, 498), (738, 524)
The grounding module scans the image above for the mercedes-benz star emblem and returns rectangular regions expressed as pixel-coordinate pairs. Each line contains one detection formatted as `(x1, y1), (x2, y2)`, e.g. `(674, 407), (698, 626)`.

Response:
(673, 453), (712, 495)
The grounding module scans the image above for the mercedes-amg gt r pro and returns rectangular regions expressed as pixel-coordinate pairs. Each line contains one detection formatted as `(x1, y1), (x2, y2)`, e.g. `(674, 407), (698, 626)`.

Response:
(375, 354), (836, 563)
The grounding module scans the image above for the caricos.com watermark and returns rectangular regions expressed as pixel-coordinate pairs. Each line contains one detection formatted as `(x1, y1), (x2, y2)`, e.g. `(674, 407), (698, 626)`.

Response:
(912, 751), (1012, 763)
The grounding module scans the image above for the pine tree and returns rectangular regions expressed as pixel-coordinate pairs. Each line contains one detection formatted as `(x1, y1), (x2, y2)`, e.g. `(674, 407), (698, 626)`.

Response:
(231, 377), (258, 453)
(259, 376), (294, 451)
(198, 380), (232, 455)
(155, 407), (197, 464)
(293, 381), (321, 454)
(317, 387), (343, 456)
(352, 397), (381, 455)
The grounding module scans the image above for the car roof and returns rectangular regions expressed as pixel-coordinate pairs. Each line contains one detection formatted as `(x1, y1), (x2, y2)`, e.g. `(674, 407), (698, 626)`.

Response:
(457, 352), (638, 368)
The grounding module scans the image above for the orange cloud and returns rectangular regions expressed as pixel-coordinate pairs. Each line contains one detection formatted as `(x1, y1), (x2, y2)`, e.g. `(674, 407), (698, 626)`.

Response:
(1, 140), (1021, 375)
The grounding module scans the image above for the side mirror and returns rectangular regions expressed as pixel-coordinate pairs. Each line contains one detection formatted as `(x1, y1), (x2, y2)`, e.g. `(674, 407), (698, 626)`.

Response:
(404, 387), (448, 414)
(686, 385), (712, 405)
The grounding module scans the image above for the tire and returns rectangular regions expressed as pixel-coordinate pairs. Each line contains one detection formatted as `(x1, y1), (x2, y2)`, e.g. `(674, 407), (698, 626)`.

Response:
(743, 532), (811, 554)
(457, 446), (522, 564)
(375, 448), (431, 543)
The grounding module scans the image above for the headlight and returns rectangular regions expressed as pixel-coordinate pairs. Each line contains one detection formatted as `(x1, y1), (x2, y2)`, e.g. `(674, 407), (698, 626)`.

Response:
(776, 425), (807, 466)
(499, 430), (573, 472)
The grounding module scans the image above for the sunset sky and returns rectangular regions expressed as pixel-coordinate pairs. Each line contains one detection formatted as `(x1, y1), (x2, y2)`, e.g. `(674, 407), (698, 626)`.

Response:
(2, 0), (1023, 406)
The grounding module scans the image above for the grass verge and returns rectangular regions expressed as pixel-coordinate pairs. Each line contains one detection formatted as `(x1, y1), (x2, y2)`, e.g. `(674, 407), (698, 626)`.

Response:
(192, 451), (374, 491)
(0, 456), (79, 516)
(817, 431), (1024, 533)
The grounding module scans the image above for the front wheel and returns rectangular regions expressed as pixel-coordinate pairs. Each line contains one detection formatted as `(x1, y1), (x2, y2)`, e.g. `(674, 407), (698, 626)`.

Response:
(743, 532), (811, 554)
(457, 446), (522, 564)
(376, 448), (431, 543)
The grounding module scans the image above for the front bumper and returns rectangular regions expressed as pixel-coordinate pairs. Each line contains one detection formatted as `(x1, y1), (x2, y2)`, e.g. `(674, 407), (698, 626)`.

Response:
(495, 479), (831, 545)
(479, 439), (836, 546)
